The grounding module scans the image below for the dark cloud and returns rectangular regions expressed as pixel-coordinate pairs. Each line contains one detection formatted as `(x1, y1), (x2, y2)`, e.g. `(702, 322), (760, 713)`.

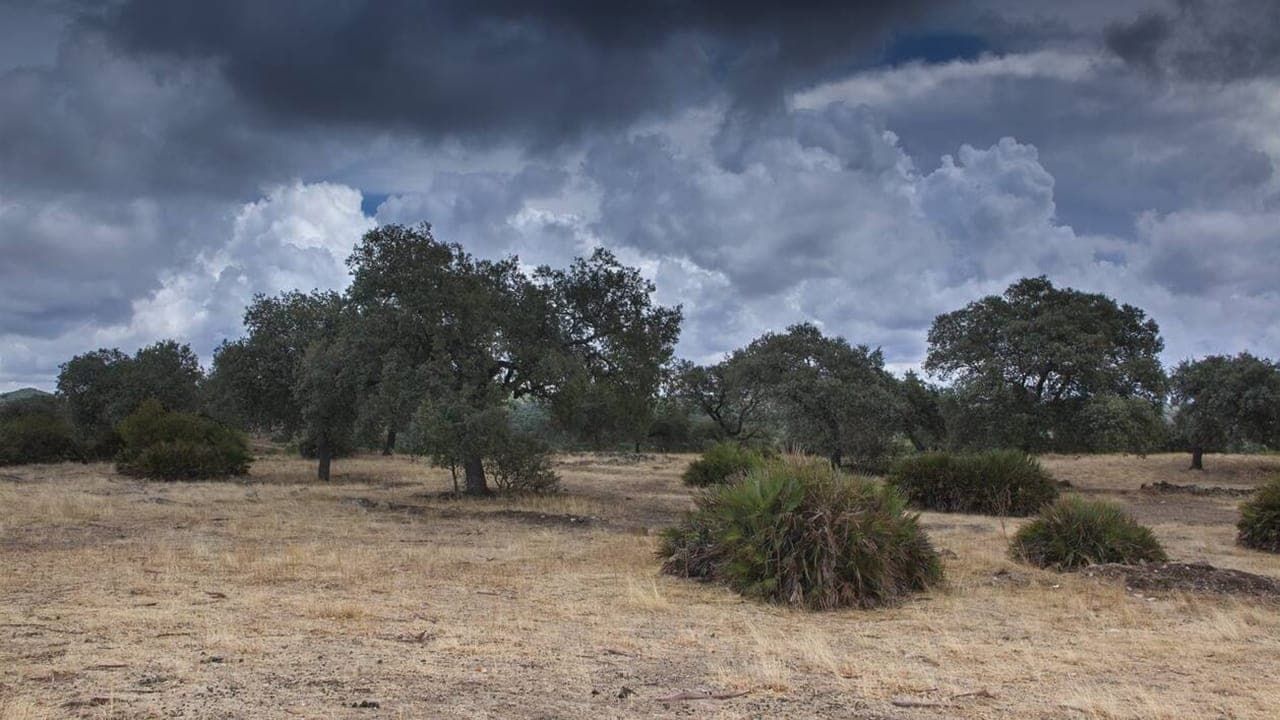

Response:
(3, 0), (1280, 391)
(97, 0), (939, 148)
(1106, 0), (1280, 80)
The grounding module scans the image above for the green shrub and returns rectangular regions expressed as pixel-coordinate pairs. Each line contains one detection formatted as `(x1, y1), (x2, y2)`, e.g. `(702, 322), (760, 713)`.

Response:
(660, 457), (943, 610)
(484, 433), (560, 493)
(681, 442), (765, 487)
(1237, 476), (1280, 553)
(0, 413), (79, 465)
(888, 450), (1058, 516)
(1010, 496), (1167, 569)
(116, 400), (251, 480)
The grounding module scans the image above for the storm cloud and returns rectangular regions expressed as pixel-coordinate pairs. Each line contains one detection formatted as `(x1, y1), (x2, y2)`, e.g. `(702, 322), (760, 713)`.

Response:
(2, 0), (1279, 390)
(99, 0), (941, 147)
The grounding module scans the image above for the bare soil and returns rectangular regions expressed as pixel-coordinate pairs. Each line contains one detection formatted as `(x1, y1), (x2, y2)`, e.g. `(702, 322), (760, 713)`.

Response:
(1083, 562), (1280, 600)
(2, 452), (1279, 719)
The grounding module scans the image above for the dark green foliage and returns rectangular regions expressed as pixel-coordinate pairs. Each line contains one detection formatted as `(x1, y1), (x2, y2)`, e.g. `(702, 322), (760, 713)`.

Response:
(1072, 395), (1168, 455)
(409, 399), (560, 494)
(671, 354), (770, 442)
(898, 371), (947, 451)
(1010, 496), (1167, 569)
(346, 224), (680, 495)
(1170, 353), (1280, 469)
(484, 433), (559, 493)
(889, 450), (1058, 516)
(116, 400), (251, 480)
(926, 277), (1165, 452)
(0, 413), (79, 465)
(748, 324), (903, 470)
(206, 291), (346, 437)
(660, 458), (943, 610)
(57, 341), (203, 459)
(1237, 476), (1280, 553)
(681, 442), (765, 486)
(294, 339), (360, 481)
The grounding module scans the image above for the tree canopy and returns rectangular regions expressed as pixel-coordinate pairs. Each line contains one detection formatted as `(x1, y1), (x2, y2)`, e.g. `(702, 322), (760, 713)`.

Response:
(57, 340), (202, 456)
(1170, 353), (1280, 469)
(926, 277), (1165, 451)
(344, 224), (681, 493)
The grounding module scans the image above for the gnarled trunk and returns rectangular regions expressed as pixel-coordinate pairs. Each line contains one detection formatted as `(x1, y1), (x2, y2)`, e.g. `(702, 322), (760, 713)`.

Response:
(1190, 448), (1204, 471)
(463, 454), (489, 496)
(382, 428), (397, 455)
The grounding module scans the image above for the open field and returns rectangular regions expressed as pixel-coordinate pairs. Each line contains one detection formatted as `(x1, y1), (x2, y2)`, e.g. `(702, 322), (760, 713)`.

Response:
(2, 453), (1279, 719)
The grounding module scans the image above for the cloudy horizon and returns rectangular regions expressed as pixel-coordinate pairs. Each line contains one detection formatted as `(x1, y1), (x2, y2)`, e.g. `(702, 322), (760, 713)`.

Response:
(3, 0), (1279, 392)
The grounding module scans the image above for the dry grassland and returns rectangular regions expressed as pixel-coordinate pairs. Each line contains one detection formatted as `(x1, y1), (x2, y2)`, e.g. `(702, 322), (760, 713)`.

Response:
(2, 452), (1279, 718)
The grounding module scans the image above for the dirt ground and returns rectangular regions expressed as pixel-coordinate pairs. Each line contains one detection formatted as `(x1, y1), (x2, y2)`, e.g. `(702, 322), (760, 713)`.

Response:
(2, 452), (1279, 719)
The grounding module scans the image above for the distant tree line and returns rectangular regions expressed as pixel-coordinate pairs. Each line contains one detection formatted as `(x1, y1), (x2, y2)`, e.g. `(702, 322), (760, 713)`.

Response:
(669, 277), (1280, 471)
(4, 228), (1278, 477)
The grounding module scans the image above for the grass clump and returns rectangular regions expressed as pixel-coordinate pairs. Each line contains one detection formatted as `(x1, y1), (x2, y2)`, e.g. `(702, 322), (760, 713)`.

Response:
(661, 457), (943, 610)
(681, 441), (765, 487)
(1010, 495), (1167, 570)
(1237, 476), (1280, 553)
(116, 399), (251, 480)
(888, 450), (1058, 516)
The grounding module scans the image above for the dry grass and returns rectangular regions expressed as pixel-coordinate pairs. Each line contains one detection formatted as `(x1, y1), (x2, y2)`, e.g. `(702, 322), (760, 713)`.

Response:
(1, 452), (1278, 718)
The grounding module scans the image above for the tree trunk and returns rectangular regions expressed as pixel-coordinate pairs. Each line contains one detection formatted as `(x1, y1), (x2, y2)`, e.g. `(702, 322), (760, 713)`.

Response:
(382, 428), (397, 456)
(463, 454), (489, 496)
(1190, 448), (1204, 471)
(317, 441), (332, 482)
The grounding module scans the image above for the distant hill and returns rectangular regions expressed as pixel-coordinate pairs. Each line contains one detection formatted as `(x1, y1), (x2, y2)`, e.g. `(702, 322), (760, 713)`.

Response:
(0, 387), (53, 404)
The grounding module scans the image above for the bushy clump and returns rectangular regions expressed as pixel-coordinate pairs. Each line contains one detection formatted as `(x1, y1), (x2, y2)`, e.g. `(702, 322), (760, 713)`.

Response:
(661, 458), (943, 610)
(116, 400), (251, 480)
(888, 450), (1058, 516)
(1010, 496), (1167, 570)
(681, 442), (765, 487)
(0, 414), (79, 465)
(1237, 476), (1280, 553)
(484, 433), (560, 493)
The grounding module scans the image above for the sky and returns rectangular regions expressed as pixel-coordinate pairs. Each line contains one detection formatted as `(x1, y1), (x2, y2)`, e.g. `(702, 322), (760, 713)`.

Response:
(2, 0), (1279, 391)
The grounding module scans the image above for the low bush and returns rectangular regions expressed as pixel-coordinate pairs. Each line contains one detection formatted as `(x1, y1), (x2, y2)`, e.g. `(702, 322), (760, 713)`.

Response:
(1237, 476), (1280, 553)
(660, 457), (943, 610)
(115, 400), (251, 480)
(888, 450), (1058, 516)
(0, 413), (79, 465)
(681, 442), (765, 487)
(1010, 496), (1167, 569)
(484, 433), (560, 493)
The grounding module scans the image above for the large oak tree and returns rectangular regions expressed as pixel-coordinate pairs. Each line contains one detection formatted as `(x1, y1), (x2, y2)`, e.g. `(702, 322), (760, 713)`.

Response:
(925, 277), (1165, 451)
(345, 224), (681, 494)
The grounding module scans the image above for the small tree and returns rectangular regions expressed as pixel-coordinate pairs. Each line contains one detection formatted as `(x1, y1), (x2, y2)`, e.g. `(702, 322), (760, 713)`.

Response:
(57, 341), (204, 458)
(746, 324), (902, 471)
(1170, 353), (1280, 470)
(294, 339), (359, 482)
(206, 290), (345, 439)
(898, 371), (947, 451)
(671, 351), (770, 442)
